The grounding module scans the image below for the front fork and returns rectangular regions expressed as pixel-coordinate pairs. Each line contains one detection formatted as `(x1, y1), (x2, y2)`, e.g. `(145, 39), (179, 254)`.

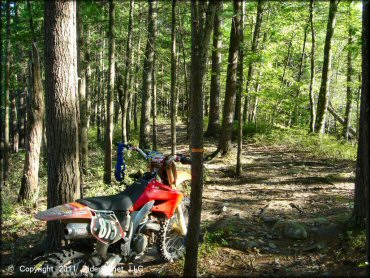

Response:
(176, 204), (187, 236)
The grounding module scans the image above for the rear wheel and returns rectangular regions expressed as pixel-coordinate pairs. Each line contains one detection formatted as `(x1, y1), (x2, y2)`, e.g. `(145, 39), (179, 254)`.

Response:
(156, 198), (190, 262)
(41, 248), (98, 277)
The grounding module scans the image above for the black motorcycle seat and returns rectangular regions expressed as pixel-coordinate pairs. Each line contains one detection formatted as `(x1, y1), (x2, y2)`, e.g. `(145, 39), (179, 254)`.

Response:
(77, 177), (149, 211)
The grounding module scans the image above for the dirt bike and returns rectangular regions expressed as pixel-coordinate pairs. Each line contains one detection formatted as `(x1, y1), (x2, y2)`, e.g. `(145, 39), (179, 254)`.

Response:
(34, 143), (192, 276)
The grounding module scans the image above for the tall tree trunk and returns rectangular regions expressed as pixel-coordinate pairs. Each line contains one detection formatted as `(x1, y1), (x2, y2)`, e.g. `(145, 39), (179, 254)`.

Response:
(11, 3), (19, 153)
(44, 0), (81, 250)
(217, 1), (242, 155)
(309, 0), (316, 132)
(343, 2), (354, 140)
(97, 38), (104, 143)
(3, 0), (11, 185)
(205, 2), (223, 137)
(152, 50), (157, 151)
(77, 2), (88, 178)
(18, 44), (45, 203)
(104, 0), (116, 184)
(184, 1), (218, 275)
(0, 0), (3, 187)
(243, 0), (264, 124)
(120, 0), (134, 143)
(315, 0), (338, 133)
(236, 0), (245, 176)
(352, 2), (370, 274)
(139, 0), (157, 149)
(292, 22), (309, 126)
(170, 0), (177, 154)
(362, 2), (370, 273)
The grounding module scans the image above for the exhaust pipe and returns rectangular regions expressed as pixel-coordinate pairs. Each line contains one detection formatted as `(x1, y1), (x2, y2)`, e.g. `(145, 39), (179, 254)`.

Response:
(64, 223), (92, 240)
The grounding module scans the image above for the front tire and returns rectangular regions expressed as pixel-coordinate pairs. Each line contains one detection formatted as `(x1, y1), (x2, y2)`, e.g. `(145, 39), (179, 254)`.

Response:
(156, 198), (190, 262)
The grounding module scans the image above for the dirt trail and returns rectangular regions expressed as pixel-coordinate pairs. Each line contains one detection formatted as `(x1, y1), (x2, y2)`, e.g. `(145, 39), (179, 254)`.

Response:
(128, 124), (361, 277)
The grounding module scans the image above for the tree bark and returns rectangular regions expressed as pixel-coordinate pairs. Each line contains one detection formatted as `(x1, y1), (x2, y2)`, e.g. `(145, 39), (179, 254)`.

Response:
(139, 0), (157, 149)
(120, 0), (134, 143)
(315, 0), (339, 133)
(205, 2), (223, 137)
(104, 0), (116, 184)
(327, 103), (357, 137)
(309, 0), (316, 133)
(18, 44), (45, 203)
(217, 1), (242, 155)
(44, 0), (81, 250)
(236, 0), (245, 176)
(97, 38), (104, 143)
(170, 0), (177, 154)
(243, 0), (264, 124)
(184, 1), (218, 276)
(0, 0), (3, 187)
(152, 49), (158, 151)
(343, 2), (354, 140)
(3, 0), (11, 185)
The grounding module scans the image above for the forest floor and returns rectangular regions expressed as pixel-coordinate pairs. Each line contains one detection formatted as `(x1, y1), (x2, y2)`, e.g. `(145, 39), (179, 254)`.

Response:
(0, 123), (366, 277)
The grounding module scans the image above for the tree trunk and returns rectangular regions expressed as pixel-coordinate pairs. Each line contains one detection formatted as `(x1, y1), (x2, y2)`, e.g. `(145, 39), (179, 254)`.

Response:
(120, 0), (134, 143)
(139, 0), (157, 149)
(217, 0), (242, 155)
(352, 2), (370, 274)
(315, 0), (338, 133)
(152, 50), (157, 151)
(170, 0), (177, 154)
(77, 2), (88, 177)
(309, 0), (316, 133)
(327, 103), (357, 137)
(243, 0), (264, 124)
(104, 0), (116, 184)
(343, 2), (354, 140)
(44, 0), (81, 250)
(3, 0), (11, 185)
(292, 22), (309, 126)
(97, 38), (104, 143)
(205, 2), (223, 137)
(236, 0), (245, 176)
(0, 0), (3, 187)
(18, 44), (45, 203)
(184, 1), (218, 276)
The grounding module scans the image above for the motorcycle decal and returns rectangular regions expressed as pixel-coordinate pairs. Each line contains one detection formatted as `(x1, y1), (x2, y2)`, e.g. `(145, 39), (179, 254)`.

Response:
(90, 211), (125, 244)
(35, 202), (93, 221)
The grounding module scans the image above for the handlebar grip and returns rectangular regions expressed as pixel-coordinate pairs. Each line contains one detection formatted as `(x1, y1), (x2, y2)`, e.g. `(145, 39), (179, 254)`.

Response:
(180, 156), (192, 165)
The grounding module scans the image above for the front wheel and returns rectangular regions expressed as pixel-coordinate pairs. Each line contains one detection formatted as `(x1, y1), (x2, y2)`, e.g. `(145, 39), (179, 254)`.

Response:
(156, 198), (190, 262)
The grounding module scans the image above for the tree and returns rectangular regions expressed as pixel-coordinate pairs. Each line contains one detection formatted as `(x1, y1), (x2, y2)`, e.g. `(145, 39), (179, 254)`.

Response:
(0, 0), (3, 187)
(139, 0), (157, 149)
(309, 0), (316, 133)
(104, 0), (116, 184)
(3, 0), (11, 185)
(119, 0), (134, 144)
(315, 0), (339, 134)
(236, 0), (245, 176)
(184, 1), (218, 276)
(18, 44), (45, 203)
(170, 0), (177, 155)
(216, 0), (243, 155)
(343, 1), (354, 140)
(243, 0), (265, 124)
(44, 0), (81, 249)
(205, 2), (223, 137)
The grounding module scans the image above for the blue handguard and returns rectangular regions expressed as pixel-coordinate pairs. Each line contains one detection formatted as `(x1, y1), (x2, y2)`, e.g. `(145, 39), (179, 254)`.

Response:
(114, 143), (127, 182)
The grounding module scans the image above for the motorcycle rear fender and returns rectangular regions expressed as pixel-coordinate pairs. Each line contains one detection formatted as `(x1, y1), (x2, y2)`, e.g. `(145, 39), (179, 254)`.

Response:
(35, 202), (93, 221)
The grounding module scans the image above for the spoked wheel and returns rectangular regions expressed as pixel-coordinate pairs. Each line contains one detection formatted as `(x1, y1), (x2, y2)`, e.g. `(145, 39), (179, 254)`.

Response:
(41, 249), (98, 277)
(157, 198), (190, 262)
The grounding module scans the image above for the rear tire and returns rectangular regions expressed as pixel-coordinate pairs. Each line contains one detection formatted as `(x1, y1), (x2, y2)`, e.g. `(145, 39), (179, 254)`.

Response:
(41, 248), (97, 277)
(156, 198), (190, 262)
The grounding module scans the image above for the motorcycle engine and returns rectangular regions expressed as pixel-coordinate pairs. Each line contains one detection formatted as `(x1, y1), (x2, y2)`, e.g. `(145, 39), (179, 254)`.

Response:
(133, 234), (148, 254)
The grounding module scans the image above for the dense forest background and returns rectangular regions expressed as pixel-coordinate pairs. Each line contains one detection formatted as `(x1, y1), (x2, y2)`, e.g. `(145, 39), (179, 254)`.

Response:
(0, 0), (369, 276)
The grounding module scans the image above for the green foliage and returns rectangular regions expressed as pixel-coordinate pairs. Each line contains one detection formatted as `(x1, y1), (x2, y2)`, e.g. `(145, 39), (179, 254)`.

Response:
(344, 229), (366, 251)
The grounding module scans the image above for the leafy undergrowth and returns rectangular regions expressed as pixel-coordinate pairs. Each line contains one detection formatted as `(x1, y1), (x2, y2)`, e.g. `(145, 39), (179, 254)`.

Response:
(241, 122), (357, 161)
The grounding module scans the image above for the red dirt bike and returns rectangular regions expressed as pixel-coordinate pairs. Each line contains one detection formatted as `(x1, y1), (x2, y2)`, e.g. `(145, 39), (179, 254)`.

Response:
(35, 144), (192, 276)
